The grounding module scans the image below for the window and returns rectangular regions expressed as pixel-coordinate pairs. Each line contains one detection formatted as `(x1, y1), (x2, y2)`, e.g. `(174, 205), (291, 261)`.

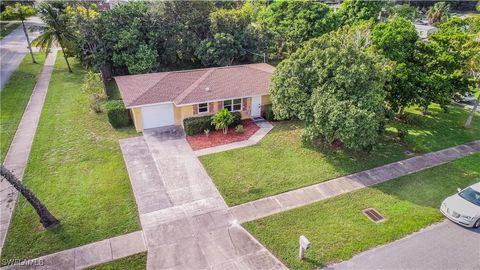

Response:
(223, 99), (242, 112)
(198, 103), (208, 113)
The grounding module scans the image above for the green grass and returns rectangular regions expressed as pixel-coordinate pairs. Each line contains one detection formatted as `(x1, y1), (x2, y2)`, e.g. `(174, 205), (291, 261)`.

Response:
(1, 54), (140, 262)
(87, 252), (146, 270)
(200, 105), (480, 206)
(0, 52), (46, 162)
(0, 21), (20, 38)
(244, 153), (480, 270)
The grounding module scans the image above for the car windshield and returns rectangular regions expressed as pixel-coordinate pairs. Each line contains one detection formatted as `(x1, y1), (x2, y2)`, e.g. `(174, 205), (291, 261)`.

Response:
(459, 187), (480, 207)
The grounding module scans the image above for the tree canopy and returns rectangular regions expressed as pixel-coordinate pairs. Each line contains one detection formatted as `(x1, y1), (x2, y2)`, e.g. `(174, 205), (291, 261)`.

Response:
(270, 24), (393, 150)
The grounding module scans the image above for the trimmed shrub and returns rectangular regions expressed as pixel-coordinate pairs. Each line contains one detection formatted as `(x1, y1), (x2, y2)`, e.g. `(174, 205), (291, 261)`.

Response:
(231, 111), (242, 127)
(235, 124), (244, 134)
(263, 104), (275, 121)
(183, 115), (212, 136)
(106, 100), (130, 128)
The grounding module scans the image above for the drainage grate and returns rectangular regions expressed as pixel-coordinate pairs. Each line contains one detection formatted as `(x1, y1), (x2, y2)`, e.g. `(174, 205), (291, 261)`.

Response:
(362, 208), (386, 223)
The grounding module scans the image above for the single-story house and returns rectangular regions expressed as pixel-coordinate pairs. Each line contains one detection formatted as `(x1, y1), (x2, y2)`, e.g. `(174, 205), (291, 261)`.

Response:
(115, 63), (274, 132)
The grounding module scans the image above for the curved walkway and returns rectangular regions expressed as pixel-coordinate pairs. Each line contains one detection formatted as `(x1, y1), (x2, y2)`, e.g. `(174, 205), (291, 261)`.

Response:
(0, 51), (57, 256)
(230, 141), (480, 224)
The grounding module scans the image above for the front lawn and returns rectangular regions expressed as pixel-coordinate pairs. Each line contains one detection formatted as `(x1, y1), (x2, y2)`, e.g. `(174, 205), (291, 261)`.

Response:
(88, 252), (146, 270)
(0, 53), (46, 162)
(1, 54), (140, 262)
(244, 153), (480, 270)
(200, 105), (480, 206)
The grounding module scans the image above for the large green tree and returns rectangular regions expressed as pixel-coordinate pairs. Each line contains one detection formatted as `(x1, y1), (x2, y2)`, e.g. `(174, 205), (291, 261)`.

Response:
(257, 0), (338, 59)
(195, 33), (243, 66)
(1, 3), (37, 63)
(338, 0), (384, 26)
(372, 16), (420, 115)
(415, 17), (472, 113)
(270, 24), (393, 151)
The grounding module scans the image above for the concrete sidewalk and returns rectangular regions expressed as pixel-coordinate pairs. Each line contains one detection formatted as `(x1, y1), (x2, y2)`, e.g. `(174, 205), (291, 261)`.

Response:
(230, 141), (480, 224)
(1, 231), (146, 270)
(0, 52), (57, 255)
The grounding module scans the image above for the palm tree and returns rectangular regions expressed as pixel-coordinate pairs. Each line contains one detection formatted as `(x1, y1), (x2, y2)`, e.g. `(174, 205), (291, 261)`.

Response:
(0, 165), (59, 229)
(33, 1), (73, 72)
(0, 3), (37, 63)
(426, 2), (451, 25)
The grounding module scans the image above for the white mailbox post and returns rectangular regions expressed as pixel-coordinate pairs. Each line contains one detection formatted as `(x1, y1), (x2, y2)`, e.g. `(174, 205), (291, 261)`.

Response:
(299, 235), (310, 260)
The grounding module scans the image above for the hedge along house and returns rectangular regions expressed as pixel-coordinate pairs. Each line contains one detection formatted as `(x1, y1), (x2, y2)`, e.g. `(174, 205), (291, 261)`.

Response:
(115, 63), (274, 132)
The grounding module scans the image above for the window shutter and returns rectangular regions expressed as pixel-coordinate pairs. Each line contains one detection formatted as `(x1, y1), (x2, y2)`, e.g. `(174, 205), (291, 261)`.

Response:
(209, 102), (214, 112)
(193, 104), (198, 115)
(218, 101), (223, 110)
(242, 98), (248, 111)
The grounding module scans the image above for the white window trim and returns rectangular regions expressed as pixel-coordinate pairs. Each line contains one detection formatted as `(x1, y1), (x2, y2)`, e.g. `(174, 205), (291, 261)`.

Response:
(198, 102), (209, 114)
(224, 98), (242, 112)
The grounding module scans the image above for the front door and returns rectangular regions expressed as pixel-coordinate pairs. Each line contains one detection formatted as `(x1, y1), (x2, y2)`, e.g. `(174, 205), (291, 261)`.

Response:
(251, 96), (261, 117)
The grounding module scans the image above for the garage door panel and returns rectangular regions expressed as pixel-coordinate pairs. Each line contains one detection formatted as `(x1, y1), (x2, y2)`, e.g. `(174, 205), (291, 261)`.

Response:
(142, 104), (175, 129)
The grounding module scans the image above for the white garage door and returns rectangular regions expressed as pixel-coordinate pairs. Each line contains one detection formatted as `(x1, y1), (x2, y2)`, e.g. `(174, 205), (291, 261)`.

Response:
(142, 103), (175, 129)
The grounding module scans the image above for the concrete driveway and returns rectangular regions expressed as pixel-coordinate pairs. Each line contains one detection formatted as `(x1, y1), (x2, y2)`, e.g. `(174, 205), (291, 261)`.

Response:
(120, 127), (286, 270)
(326, 220), (480, 270)
(0, 17), (42, 90)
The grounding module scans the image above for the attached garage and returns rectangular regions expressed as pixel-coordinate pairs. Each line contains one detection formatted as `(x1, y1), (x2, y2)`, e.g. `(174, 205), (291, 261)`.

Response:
(141, 103), (175, 129)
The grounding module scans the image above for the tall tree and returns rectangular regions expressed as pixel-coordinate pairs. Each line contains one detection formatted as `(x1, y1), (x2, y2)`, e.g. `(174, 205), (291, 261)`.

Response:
(372, 16), (420, 115)
(0, 165), (59, 229)
(426, 2), (451, 25)
(257, 0), (338, 59)
(415, 16), (472, 114)
(270, 24), (393, 151)
(33, 0), (74, 72)
(1, 3), (37, 63)
(338, 0), (384, 26)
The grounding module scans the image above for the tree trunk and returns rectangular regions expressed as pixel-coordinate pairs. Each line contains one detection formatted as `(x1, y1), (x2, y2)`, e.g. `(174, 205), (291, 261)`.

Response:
(399, 106), (405, 116)
(0, 165), (59, 229)
(21, 20), (36, 64)
(58, 38), (73, 73)
(465, 91), (480, 129)
(422, 105), (429, 115)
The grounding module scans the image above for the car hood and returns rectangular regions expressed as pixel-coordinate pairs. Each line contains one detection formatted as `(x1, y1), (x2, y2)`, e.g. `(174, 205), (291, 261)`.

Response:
(444, 195), (480, 216)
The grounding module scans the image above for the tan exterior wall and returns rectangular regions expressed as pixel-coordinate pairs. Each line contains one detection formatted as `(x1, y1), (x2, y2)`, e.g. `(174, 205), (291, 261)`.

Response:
(131, 107), (143, 132)
(135, 95), (271, 131)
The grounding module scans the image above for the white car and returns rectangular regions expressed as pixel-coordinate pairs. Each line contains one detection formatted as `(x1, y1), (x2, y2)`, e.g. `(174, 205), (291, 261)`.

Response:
(440, 182), (480, 228)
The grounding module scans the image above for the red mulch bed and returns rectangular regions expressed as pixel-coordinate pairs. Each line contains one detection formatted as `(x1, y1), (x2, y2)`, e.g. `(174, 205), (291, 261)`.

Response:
(187, 120), (260, 151)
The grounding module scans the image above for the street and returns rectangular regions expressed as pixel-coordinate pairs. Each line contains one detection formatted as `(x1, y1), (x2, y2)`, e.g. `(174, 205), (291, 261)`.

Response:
(326, 220), (480, 270)
(0, 17), (41, 90)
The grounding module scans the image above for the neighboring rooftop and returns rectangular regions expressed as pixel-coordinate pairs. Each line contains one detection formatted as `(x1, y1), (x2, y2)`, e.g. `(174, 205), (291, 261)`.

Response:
(115, 63), (275, 108)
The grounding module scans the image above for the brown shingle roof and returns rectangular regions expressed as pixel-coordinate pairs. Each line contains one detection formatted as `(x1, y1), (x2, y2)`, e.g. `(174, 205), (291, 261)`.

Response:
(114, 63), (275, 108)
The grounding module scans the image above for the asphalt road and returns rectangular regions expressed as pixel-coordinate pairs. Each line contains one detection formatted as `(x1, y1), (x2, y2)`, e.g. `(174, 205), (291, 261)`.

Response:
(326, 220), (480, 270)
(0, 17), (41, 90)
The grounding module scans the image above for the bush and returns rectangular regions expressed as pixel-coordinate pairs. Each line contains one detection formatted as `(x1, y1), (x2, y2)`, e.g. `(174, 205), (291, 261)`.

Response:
(212, 109), (235, 134)
(235, 124), (244, 134)
(106, 100), (130, 128)
(263, 104), (275, 121)
(89, 93), (103, 113)
(231, 111), (242, 127)
(183, 115), (212, 136)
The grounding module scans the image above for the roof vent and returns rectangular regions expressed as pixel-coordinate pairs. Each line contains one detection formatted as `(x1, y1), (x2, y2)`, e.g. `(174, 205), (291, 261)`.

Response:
(205, 87), (210, 92)
(362, 208), (386, 223)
